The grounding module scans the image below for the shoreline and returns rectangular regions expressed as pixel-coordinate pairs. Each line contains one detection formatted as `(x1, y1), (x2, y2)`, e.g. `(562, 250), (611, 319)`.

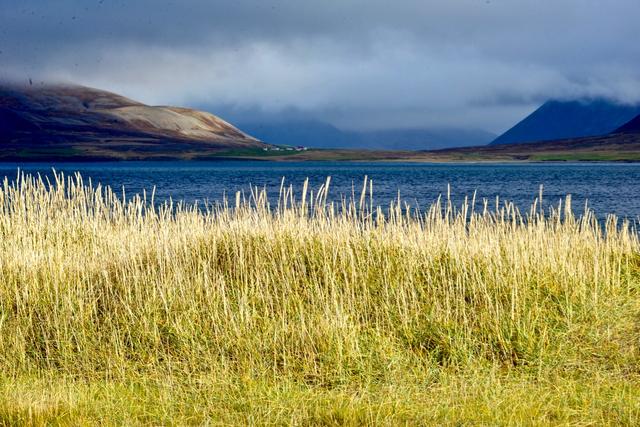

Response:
(2, 150), (640, 163)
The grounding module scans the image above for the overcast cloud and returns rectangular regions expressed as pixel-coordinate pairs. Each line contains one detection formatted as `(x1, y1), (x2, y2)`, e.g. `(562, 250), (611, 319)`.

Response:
(1, 0), (639, 132)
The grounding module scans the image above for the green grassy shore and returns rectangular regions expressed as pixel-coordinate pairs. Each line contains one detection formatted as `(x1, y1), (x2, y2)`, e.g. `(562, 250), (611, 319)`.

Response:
(0, 173), (639, 425)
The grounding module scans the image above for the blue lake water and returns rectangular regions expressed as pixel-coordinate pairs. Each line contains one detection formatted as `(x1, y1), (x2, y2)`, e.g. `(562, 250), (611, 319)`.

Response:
(0, 161), (639, 220)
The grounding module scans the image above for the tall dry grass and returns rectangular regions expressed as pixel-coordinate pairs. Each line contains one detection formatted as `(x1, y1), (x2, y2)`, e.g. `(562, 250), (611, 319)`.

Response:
(0, 171), (639, 425)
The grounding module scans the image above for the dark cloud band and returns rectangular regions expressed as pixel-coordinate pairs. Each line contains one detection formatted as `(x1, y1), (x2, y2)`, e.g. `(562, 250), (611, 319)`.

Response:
(1, 0), (639, 132)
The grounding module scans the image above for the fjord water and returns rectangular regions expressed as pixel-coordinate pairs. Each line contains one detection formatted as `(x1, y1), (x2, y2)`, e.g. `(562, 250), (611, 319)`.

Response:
(1, 161), (639, 219)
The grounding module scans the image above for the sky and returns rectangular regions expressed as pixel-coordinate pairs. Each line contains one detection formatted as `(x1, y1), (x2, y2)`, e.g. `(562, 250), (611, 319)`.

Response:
(1, 0), (639, 133)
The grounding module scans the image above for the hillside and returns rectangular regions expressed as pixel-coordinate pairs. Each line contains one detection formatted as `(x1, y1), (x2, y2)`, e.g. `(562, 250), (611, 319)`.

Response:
(0, 83), (263, 160)
(490, 99), (640, 145)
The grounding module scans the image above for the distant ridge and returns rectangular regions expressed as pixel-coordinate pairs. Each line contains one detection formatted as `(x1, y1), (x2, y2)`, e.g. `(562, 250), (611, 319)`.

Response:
(490, 98), (640, 145)
(238, 120), (495, 150)
(238, 120), (353, 149)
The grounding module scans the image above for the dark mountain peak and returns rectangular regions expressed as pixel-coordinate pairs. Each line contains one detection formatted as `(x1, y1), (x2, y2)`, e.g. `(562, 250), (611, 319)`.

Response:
(615, 114), (640, 134)
(490, 97), (640, 145)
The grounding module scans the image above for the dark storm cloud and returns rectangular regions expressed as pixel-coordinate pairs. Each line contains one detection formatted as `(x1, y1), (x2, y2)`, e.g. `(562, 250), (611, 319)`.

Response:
(1, 0), (639, 132)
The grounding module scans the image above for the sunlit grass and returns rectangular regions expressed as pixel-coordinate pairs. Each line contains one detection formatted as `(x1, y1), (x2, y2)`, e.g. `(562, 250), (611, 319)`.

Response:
(0, 172), (638, 425)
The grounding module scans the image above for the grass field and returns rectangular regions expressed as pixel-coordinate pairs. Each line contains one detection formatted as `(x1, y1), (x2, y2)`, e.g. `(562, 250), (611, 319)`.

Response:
(0, 173), (639, 425)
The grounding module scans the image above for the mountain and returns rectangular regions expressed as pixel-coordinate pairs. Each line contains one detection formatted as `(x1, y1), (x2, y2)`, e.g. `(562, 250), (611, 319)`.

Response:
(421, 112), (640, 162)
(354, 128), (496, 150)
(237, 120), (495, 150)
(615, 114), (640, 133)
(490, 99), (640, 145)
(425, 132), (640, 162)
(237, 120), (354, 148)
(0, 83), (263, 160)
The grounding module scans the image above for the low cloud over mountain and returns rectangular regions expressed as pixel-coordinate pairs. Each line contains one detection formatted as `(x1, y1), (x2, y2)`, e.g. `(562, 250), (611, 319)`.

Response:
(2, 1), (640, 135)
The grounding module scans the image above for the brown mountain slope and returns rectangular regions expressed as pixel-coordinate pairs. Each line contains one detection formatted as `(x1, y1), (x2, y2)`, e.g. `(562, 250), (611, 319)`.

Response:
(0, 83), (264, 160)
